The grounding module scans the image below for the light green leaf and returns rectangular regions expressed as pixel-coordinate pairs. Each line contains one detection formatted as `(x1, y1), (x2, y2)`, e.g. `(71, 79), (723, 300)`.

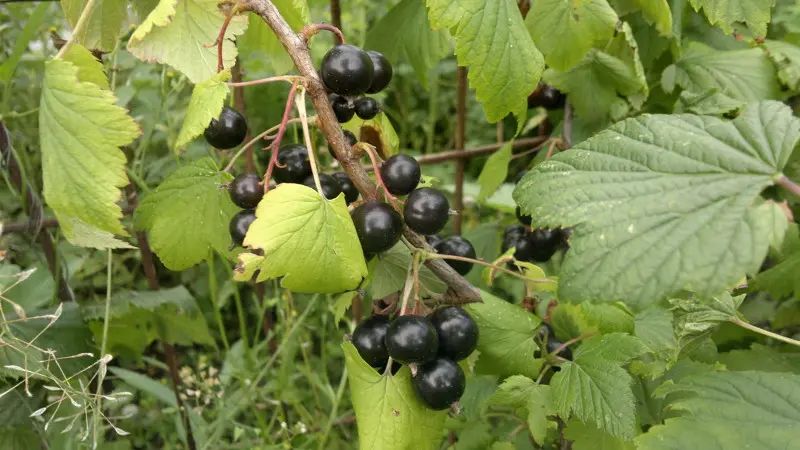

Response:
(634, 306), (678, 354)
(580, 303), (634, 334)
(109, 367), (178, 407)
(689, 0), (775, 36)
(61, 0), (127, 52)
(365, 0), (451, 87)
(670, 293), (743, 347)
(574, 333), (648, 365)
(175, 69), (231, 151)
(676, 88), (746, 115)
(343, 342), (447, 450)
(127, 0), (248, 83)
(611, 0), (672, 36)
(62, 219), (135, 249)
(513, 101), (800, 307)
(488, 376), (554, 444)
(637, 371), (800, 449)
(477, 142), (512, 202)
(564, 419), (635, 450)
(39, 59), (139, 247)
(465, 290), (543, 379)
(718, 343), (800, 373)
(527, 0), (617, 71)
(426, 0), (543, 127)
(0, 2), (48, 84)
(764, 40), (800, 91)
(238, 0), (309, 76)
(368, 243), (446, 299)
(236, 183), (368, 293)
(343, 112), (400, 158)
(62, 43), (108, 89)
(332, 291), (357, 325)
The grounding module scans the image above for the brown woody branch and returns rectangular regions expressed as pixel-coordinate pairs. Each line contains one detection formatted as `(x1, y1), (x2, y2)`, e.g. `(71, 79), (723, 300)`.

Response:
(242, 0), (481, 303)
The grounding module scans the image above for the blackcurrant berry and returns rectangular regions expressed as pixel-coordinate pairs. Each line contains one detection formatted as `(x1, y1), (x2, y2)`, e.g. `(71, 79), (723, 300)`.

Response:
(274, 144), (312, 184)
(535, 322), (555, 343)
(228, 173), (263, 209)
(330, 94), (355, 123)
(351, 201), (403, 254)
(528, 84), (566, 110)
(502, 232), (537, 262)
(403, 187), (449, 235)
(354, 97), (381, 120)
(502, 225), (526, 246)
(385, 315), (439, 365)
(366, 50), (393, 94)
(229, 210), (256, 247)
(343, 130), (358, 146)
(516, 206), (532, 226)
(332, 172), (359, 204)
(303, 173), (342, 200)
(434, 236), (476, 275)
(320, 44), (374, 97)
(426, 234), (442, 248)
(558, 227), (573, 249)
(204, 106), (248, 149)
(380, 154), (420, 195)
(411, 358), (466, 410)
(546, 338), (573, 361)
(430, 307), (478, 361)
(352, 315), (390, 368)
(528, 228), (560, 262)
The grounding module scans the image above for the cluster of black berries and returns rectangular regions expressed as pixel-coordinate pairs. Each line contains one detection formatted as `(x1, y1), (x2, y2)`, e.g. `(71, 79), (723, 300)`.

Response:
(533, 322), (572, 381)
(527, 83), (566, 110)
(352, 307), (478, 410)
(321, 44), (393, 123)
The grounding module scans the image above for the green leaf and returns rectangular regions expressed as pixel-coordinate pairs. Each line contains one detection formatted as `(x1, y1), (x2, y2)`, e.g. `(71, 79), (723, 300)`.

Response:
(763, 40), (800, 91)
(238, 0), (309, 76)
(332, 291), (357, 325)
(365, 0), (451, 87)
(39, 59), (139, 247)
(487, 376), (554, 444)
(689, 0), (775, 36)
(0, 264), (54, 312)
(637, 371), (800, 449)
(526, 0), (618, 71)
(135, 158), (239, 271)
(426, 0), (543, 127)
(83, 287), (215, 358)
(368, 243), (446, 299)
(513, 101), (800, 307)
(611, 0), (673, 36)
(551, 334), (647, 438)
(175, 70), (231, 151)
(127, 0), (248, 83)
(634, 306), (678, 354)
(0, 2), (48, 84)
(476, 142), (513, 202)
(465, 290), (543, 379)
(61, 0), (127, 52)
(234, 183), (368, 293)
(670, 292), (743, 347)
(580, 303), (634, 334)
(343, 342), (447, 450)
(108, 367), (178, 407)
(564, 419), (635, 450)
(718, 343), (800, 373)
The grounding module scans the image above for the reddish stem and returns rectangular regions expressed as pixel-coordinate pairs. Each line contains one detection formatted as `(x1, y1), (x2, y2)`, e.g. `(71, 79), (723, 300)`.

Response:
(778, 175), (800, 197)
(300, 23), (346, 44)
(216, 9), (237, 73)
(263, 83), (299, 192)
(360, 144), (398, 206)
(227, 76), (303, 87)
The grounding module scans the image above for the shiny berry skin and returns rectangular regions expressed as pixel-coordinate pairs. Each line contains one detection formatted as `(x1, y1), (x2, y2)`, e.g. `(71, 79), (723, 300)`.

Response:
(274, 144), (312, 184)
(303, 173), (342, 200)
(426, 234), (442, 248)
(435, 236), (476, 275)
(366, 51), (393, 94)
(380, 154), (420, 195)
(528, 84), (566, 110)
(385, 315), (439, 365)
(516, 206), (532, 226)
(351, 201), (403, 254)
(528, 228), (560, 262)
(320, 44), (374, 96)
(330, 94), (355, 123)
(228, 174), (263, 209)
(546, 338), (573, 360)
(204, 106), (248, 149)
(430, 307), (478, 361)
(502, 225), (526, 247)
(332, 172), (359, 204)
(403, 187), (449, 235)
(502, 232), (536, 262)
(229, 210), (256, 247)
(412, 358), (466, 410)
(352, 315), (391, 368)
(354, 97), (381, 120)
(343, 130), (358, 146)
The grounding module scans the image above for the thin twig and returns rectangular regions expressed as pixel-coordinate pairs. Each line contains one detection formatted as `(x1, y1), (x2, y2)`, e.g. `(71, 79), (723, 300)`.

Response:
(215, 5), (240, 73)
(300, 23), (345, 44)
(226, 75), (304, 87)
(263, 82), (300, 192)
(778, 175), (800, 197)
(731, 317), (800, 347)
(296, 88), (324, 194)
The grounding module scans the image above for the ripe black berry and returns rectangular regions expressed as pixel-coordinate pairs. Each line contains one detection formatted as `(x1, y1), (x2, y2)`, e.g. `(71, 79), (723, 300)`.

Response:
(354, 97), (381, 120)
(204, 106), (248, 149)
(229, 210), (256, 247)
(528, 228), (560, 262)
(366, 51), (393, 94)
(330, 94), (355, 123)
(228, 174), (263, 209)
(502, 232), (536, 262)
(332, 172), (359, 204)
(380, 154), (420, 195)
(320, 44), (374, 97)
(274, 144), (312, 184)
(412, 358), (466, 410)
(430, 307), (478, 361)
(426, 234), (442, 248)
(352, 315), (391, 368)
(303, 173), (342, 200)
(528, 84), (566, 110)
(404, 187), (449, 235)
(535, 322), (555, 343)
(351, 201), (403, 254)
(385, 315), (438, 365)
(434, 236), (476, 275)
(516, 206), (532, 226)
(546, 338), (573, 361)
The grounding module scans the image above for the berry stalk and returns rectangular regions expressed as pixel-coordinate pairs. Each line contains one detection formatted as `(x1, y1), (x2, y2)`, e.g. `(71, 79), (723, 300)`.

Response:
(262, 82), (299, 192)
(295, 88), (325, 196)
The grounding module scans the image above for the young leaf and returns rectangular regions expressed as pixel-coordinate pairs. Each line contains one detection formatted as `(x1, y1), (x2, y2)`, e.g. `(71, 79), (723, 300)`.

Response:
(342, 342), (447, 450)
(332, 292), (357, 325)
(426, 0), (544, 127)
(514, 101), (799, 307)
(487, 376), (554, 445)
(127, 0), (248, 83)
(238, 0), (309, 76)
(39, 59), (139, 247)
(367, 243), (446, 299)
(134, 157), (239, 270)
(61, 0), (127, 52)
(175, 69), (231, 151)
(526, 0), (618, 71)
(236, 184), (368, 293)
(670, 293), (744, 347)
(62, 44), (109, 89)
(689, 0), (774, 36)
(476, 142), (513, 202)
